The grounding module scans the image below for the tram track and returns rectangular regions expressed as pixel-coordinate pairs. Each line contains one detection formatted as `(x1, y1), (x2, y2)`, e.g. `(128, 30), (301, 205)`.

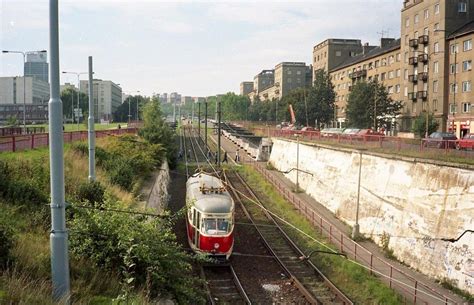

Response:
(201, 264), (251, 305)
(224, 170), (353, 305)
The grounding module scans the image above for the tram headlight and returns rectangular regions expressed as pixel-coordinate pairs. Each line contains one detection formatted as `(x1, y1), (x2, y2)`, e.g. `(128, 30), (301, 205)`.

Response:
(214, 243), (220, 249)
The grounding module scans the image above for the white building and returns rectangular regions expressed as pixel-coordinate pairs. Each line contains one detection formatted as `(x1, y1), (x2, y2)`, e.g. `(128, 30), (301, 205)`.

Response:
(0, 76), (50, 105)
(80, 79), (122, 122)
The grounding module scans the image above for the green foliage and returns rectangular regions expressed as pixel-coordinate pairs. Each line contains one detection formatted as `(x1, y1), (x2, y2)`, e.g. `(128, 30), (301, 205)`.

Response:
(139, 100), (177, 168)
(0, 160), (49, 206)
(412, 112), (439, 138)
(308, 69), (336, 128)
(5, 116), (19, 127)
(76, 181), (106, 206)
(61, 87), (89, 123)
(68, 200), (206, 304)
(113, 95), (149, 122)
(0, 209), (16, 269)
(346, 81), (402, 130)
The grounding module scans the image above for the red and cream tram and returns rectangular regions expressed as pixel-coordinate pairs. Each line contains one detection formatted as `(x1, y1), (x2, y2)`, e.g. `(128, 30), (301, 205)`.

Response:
(186, 173), (234, 260)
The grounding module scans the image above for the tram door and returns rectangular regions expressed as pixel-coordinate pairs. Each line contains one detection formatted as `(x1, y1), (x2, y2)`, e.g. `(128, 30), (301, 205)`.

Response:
(193, 209), (201, 247)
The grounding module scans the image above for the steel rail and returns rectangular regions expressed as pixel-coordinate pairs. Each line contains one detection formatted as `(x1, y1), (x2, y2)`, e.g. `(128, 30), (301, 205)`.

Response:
(201, 264), (251, 304)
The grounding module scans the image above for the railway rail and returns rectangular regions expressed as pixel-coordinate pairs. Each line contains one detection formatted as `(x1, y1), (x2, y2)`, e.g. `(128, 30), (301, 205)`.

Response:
(201, 264), (251, 305)
(224, 170), (353, 305)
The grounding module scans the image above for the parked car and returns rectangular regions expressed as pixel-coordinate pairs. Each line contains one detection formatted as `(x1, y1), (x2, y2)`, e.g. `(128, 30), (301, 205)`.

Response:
(301, 126), (316, 132)
(424, 132), (457, 149)
(456, 133), (474, 150)
(354, 129), (385, 141)
(321, 128), (345, 138)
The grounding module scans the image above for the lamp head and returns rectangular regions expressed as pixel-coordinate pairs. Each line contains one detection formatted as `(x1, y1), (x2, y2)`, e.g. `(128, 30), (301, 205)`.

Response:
(2, 50), (9, 53)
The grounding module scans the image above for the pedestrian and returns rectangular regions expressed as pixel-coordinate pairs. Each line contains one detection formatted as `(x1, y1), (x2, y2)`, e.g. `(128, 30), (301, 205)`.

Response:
(118, 124), (121, 130)
(215, 151), (219, 164)
(235, 149), (240, 162)
(207, 149), (212, 160)
(223, 152), (228, 163)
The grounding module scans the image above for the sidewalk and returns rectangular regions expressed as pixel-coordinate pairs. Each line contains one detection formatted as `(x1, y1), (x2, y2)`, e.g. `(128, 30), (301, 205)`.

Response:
(210, 133), (468, 305)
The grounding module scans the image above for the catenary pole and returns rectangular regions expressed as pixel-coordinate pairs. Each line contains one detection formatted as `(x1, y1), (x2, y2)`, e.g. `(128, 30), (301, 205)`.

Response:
(88, 56), (95, 181)
(198, 102), (201, 138)
(48, 0), (70, 301)
(217, 99), (221, 167)
(205, 101), (208, 149)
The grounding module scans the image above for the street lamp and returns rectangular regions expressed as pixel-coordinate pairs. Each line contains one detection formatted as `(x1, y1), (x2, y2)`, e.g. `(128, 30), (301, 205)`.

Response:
(62, 71), (88, 130)
(135, 90), (140, 121)
(2, 49), (47, 132)
(294, 133), (300, 192)
(352, 148), (367, 240)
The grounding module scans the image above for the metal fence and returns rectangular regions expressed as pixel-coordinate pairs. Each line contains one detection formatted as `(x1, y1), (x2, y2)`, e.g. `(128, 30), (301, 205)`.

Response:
(250, 161), (459, 305)
(249, 128), (474, 160)
(0, 128), (138, 153)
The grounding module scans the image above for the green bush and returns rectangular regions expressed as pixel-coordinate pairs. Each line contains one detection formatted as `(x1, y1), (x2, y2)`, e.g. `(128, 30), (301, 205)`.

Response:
(76, 181), (106, 207)
(0, 209), (16, 269)
(68, 200), (206, 303)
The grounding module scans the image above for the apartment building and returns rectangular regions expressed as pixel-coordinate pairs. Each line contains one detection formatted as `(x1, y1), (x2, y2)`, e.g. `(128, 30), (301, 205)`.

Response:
(329, 39), (402, 128)
(447, 21), (474, 135)
(253, 70), (275, 95)
(80, 79), (122, 122)
(240, 81), (254, 96)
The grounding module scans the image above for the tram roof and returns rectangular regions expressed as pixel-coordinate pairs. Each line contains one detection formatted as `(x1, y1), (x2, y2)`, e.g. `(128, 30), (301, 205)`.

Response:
(187, 173), (234, 214)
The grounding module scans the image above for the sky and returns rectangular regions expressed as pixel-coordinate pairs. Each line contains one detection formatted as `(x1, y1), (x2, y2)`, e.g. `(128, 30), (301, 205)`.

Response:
(1, 0), (401, 97)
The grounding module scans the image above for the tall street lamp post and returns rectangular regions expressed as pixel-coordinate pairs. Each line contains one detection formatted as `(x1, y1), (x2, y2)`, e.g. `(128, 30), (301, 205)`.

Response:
(294, 134), (300, 192)
(352, 149), (366, 239)
(62, 71), (87, 130)
(2, 49), (47, 132)
(135, 90), (140, 121)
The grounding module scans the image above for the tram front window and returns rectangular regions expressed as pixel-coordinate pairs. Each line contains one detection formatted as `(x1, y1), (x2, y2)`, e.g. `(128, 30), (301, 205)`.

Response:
(202, 218), (230, 235)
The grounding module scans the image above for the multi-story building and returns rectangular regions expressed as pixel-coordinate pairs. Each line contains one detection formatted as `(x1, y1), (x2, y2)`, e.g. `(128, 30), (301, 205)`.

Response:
(447, 21), (474, 136)
(181, 96), (193, 105)
(24, 52), (49, 83)
(315, 0), (474, 137)
(329, 38), (402, 128)
(0, 76), (50, 105)
(245, 62), (312, 101)
(167, 92), (182, 105)
(80, 79), (122, 122)
(240, 81), (254, 96)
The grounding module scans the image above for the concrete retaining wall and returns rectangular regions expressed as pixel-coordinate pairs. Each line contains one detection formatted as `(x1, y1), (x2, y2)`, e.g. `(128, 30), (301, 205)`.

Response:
(143, 160), (170, 214)
(269, 138), (474, 294)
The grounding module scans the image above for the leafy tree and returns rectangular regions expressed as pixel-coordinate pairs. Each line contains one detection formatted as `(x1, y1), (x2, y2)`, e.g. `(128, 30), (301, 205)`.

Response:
(307, 69), (336, 129)
(113, 95), (149, 123)
(412, 112), (439, 138)
(346, 80), (402, 129)
(60, 88), (89, 122)
(280, 88), (307, 125)
(139, 99), (178, 168)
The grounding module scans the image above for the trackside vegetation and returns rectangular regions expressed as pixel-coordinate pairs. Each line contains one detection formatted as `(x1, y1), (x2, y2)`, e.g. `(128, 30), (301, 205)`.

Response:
(0, 101), (205, 304)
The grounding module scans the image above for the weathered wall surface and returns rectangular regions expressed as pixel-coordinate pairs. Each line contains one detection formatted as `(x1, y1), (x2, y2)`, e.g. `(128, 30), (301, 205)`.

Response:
(142, 160), (170, 214)
(269, 138), (474, 294)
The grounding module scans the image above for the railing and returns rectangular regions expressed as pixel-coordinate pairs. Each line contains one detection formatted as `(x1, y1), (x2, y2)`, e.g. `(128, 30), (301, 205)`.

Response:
(250, 161), (459, 305)
(249, 128), (474, 160)
(0, 126), (46, 136)
(0, 128), (138, 153)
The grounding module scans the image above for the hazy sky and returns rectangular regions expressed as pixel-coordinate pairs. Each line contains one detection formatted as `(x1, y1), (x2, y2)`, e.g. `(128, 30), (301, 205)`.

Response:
(1, 0), (401, 97)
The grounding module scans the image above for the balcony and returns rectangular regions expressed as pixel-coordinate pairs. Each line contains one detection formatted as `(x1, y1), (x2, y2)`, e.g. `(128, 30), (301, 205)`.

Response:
(417, 91), (428, 100)
(409, 56), (418, 65)
(408, 74), (418, 83)
(419, 72), (428, 82)
(418, 35), (429, 45)
(409, 39), (419, 48)
(418, 53), (429, 63)
(408, 92), (417, 101)
(349, 69), (367, 79)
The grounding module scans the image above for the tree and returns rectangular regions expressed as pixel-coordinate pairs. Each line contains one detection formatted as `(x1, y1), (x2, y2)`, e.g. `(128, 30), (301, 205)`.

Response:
(307, 69), (336, 129)
(60, 88), (89, 122)
(138, 99), (178, 168)
(113, 95), (148, 123)
(346, 80), (402, 130)
(412, 113), (439, 138)
(280, 88), (307, 125)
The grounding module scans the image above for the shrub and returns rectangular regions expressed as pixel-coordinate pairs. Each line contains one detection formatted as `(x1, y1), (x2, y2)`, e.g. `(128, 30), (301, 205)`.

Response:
(0, 209), (16, 269)
(76, 181), (106, 207)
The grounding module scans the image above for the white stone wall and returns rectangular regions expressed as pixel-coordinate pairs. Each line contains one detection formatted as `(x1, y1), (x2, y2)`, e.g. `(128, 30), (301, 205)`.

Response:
(269, 138), (474, 294)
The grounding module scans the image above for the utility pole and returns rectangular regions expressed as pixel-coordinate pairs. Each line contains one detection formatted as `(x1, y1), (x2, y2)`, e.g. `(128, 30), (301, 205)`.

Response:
(217, 100), (221, 167)
(295, 134), (300, 192)
(198, 102), (201, 138)
(173, 99), (176, 124)
(88, 56), (95, 181)
(352, 150), (364, 239)
(48, 0), (70, 301)
(205, 101), (208, 149)
(191, 101), (194, 124)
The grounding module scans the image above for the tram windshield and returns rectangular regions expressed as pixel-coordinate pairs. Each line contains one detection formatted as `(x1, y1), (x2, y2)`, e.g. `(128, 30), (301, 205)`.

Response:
(201, 218), (230, 235)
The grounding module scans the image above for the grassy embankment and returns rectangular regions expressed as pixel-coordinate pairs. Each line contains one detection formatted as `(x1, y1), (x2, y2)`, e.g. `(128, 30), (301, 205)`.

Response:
(236, 165), (406, 305)
(0, 134), (205, 304)
(29, 123), (125, 132)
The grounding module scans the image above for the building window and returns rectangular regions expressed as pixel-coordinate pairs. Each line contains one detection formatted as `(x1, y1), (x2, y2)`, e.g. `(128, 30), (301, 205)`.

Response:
(381, 73), (386, 81)
(424, 27), (429, 36)
(296, 70), (301, 75)
(450, 64), (459, 74)
(450, 103), (457, 114)
(451, 43), (459, 54)
(396, 69), (401, 77)
(335, 51), (342, 57)
(388, 86), (394, 94)
(404, 86), (408, 97)
(433, 80), (439, 93)
(434, 23), (440, 31)
(434, 42), (440, 53)
(287, 70), (292, 75)
(459, 0), (467, 12)
(463, 60), (472, 71)
(414, 31), (419, 39)
(462, 102), (471, 113)
(396, 53), (401, 61)
(433, 61), (439, 73)
(375, 60), (380, 68)
(395, 84), (401, 93)
(450, 83), (458, 93)
(424, 9), (429, 19)
(405, 17), (410, 27)
(414, 14), (419, 23)
(462, 81), (471, 92)
(434, 3), (440, 14)
(433, 99), (438, 111)
(404, 69), (409, 80)
(388, 71), (394, 79)
(463, 39), (472, 51)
